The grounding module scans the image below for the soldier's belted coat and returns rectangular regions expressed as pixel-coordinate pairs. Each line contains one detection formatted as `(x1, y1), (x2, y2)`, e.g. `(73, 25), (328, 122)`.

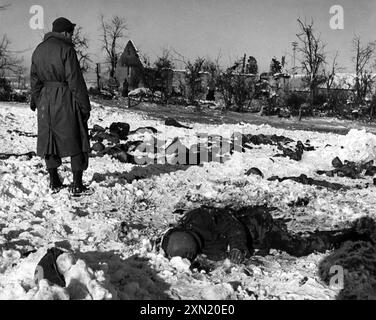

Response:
(30, 32), (91, 158)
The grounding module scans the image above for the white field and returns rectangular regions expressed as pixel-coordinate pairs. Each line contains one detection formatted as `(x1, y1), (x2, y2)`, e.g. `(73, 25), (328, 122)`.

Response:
(1, 101), (376, 300)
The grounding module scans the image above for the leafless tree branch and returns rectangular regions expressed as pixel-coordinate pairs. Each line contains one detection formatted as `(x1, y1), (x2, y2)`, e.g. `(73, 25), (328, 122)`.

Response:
(0, 35), (23, 77)
(352, 35), (376, 104)
(72, 26), (92, 73)
(323, 51), (344, 91)
(296, 18), (326, 103)
(99, 15), (128, 78)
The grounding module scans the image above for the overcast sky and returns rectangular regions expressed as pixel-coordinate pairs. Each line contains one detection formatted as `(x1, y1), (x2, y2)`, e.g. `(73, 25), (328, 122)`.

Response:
(1, 0), (376, 74)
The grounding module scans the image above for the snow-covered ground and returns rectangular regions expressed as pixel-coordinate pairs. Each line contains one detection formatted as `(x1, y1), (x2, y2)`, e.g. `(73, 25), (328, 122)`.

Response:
(1, 101), (376, 300)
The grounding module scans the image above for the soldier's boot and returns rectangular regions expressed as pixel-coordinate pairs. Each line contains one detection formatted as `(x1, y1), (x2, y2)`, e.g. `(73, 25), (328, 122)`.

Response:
(70, 170), (88, 196)
(48, 168), (63, 192)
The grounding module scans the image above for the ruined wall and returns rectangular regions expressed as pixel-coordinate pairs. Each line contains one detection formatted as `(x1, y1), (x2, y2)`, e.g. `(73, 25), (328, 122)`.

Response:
(115, 46), (211, 99)
(169, 70), (210, 98)
(171, 70), (186, 95)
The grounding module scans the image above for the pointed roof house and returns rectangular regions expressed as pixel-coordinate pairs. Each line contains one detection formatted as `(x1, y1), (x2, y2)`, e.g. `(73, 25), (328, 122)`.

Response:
(115, 40), (211, 99)
(115, 40), (146, 90)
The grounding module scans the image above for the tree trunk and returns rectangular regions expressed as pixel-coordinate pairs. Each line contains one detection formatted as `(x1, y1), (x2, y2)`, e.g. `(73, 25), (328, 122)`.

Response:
(310, 81), (316, 105)
(298, 106), (303, 121)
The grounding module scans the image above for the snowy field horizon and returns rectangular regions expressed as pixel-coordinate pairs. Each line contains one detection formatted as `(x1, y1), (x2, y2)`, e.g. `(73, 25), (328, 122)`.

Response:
(1, 100), (376, 300)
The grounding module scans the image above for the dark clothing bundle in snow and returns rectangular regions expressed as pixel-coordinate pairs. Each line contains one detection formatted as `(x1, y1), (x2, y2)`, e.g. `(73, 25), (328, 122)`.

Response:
(242, 134), (294, 146)
(34, 247), (66, 287)
(318, 217), (376, 300)
(6, 129), (37, 138)
(275, 140), (312, 161)
(235, 133), (314, 161)
(160, 206), (376, 263)
(0, 151), (36, 160)
(30, 32), (91, 158)
(268, 174), (350, 191)
(165, 118), (192, 129)
(317, 157), (376, 179)
(128, 126), (158, 135)
(236, 209), (376, 257)
(89, 124), (235, 165)
(163, 206), (252, 261)
(109, 122), (130, 140)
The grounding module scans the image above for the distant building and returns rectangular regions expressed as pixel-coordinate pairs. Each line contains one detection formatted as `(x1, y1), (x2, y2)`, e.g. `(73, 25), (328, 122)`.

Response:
(115, 40), (146, 92)
(259, 72), (290, 95)
(115, 40), (211, 99)
(163, 69), (210, 97)
(287, 73), (358, 93)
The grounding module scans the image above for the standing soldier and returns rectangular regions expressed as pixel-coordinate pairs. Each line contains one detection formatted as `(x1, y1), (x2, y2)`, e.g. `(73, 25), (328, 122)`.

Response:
(30, 17), (91, 196)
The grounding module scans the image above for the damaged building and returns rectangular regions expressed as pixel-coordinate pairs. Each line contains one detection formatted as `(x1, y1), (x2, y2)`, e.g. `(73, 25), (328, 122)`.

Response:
(115, 40), (210, 99)
(115, 40), (146, 92)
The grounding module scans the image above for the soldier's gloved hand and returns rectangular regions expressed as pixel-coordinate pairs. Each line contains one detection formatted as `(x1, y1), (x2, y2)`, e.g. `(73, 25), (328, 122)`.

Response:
(229, 248), (244, 264)
(30, 103), (36, 112)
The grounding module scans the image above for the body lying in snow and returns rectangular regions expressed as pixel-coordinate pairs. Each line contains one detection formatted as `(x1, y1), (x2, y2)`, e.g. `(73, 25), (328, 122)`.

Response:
(155, 206), (376, 264)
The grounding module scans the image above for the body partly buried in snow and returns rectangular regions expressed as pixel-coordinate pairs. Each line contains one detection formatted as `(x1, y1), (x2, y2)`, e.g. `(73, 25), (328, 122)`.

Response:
(1, 101), (376, 300)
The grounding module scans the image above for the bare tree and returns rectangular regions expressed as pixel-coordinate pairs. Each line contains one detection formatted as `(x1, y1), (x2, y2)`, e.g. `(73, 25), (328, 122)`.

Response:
(323, 51), (344, 93)
(202, 52), (222, 101)
(216, 69), (233, 111)
(185, 57), (206, 105)
(217, 59), (255, 112)
(72, 26), (92, 73)
(0, 35), (23, 77)
(154, 49), (175, 102)
(352, 35), (376, 105)
(172, 50), (207, 106)
(232, 74), (255, 112)
(100, 15), (128, 78)
(155, 48), (175, 70)
(140, 52), (151, 67)
(203, 53), (221, 80)
(296, 18), (326, 104)
(14, 65), (27, 89)
(138, 48), (176, 103)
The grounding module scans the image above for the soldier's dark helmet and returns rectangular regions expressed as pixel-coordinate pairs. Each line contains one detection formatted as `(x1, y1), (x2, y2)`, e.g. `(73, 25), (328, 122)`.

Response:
(161, 228), (202, 261)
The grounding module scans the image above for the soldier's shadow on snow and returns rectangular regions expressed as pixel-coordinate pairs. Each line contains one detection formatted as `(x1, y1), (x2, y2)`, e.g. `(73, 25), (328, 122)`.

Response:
(92, 163), (192, 187)
(75, 250), (173, 300)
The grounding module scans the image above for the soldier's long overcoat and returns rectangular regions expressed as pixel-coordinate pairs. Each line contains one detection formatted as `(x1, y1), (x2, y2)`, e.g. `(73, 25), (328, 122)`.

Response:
(30, 32), (91, 157)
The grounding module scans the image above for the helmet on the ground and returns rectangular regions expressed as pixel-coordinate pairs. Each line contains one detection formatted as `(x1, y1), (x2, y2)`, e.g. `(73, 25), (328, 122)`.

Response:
(162, 228), (200, 261)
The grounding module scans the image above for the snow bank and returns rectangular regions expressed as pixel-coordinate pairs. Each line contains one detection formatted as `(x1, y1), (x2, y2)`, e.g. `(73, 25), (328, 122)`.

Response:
(0, 248), (114, 300)
(1, 102), (376, 300)
(302, 129), (376, 171)
(338, 129), (376, 163)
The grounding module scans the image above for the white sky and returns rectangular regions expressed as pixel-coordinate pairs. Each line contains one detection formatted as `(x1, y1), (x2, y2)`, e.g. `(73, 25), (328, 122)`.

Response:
(1, 0), (376, 74)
